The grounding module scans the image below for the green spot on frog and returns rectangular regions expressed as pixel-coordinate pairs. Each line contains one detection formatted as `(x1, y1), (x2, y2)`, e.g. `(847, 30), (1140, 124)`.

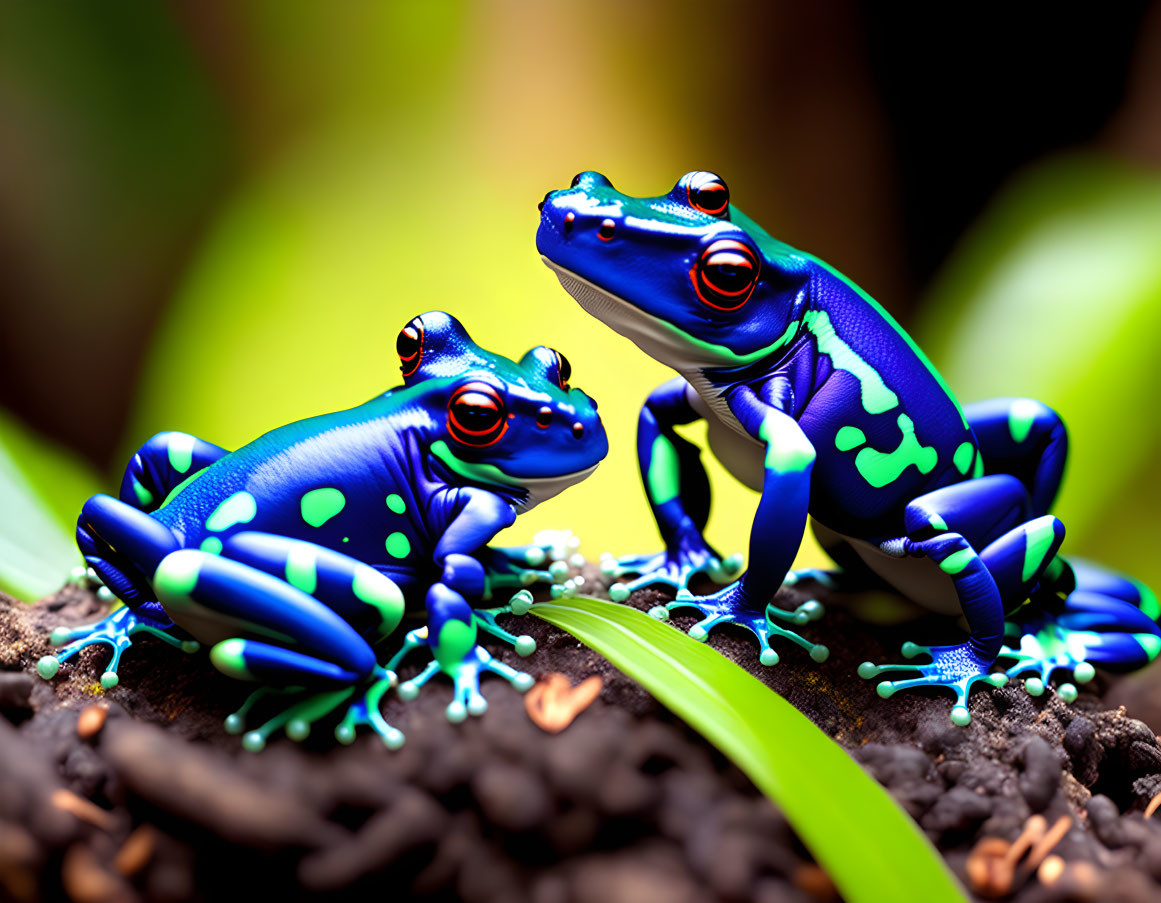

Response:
(386, 493), (407, 515)
(802, 309), (898, 416)
(167, 433), (195, 474)
(385, 532), (411, 559)
(131, 478), (154, 507)
(928, 513), (948, 532)
(646, 436), (681, 505)
(153, 550), (202, 599)
(852, 414), (937, 488)
(300, 488), (346, 527)
(200, 537), (223, 555)
(834, 426), (865, 452)
(285, 544), (317, 595)
(939, 548), (976, 575)
(1132, 578), (1160, 621)
(210, 639), (254, 680)
(1134, 633), (1161, 661)
(433, 618), (477, 671)
(1022, 518), (1058, 583)
(1008, 399), (1041, 444)
(206, 491), (257, 533)
(351, 565), (404, 633)
(953, 442), (975, 476)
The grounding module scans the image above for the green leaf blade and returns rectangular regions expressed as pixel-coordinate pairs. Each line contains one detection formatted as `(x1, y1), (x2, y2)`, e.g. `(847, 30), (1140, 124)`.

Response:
(533, 597), (966, 903)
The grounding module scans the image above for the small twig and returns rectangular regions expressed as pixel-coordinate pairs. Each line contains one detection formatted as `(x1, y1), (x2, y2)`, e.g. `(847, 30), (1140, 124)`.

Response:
(1145, 791), (1161, 819)
(50, 789), (114, 831)
(525, 673), (603, 733)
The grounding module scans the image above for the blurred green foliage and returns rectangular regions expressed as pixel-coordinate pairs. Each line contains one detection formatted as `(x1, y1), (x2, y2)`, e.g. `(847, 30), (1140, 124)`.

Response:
(0, 412), (98, 600)
(919, 154), (1161, 594)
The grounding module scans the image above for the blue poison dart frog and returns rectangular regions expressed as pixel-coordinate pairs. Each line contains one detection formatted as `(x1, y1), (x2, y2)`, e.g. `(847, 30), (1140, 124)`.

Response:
(537, 170), (1160, 726)
(39, 311), (608, 750)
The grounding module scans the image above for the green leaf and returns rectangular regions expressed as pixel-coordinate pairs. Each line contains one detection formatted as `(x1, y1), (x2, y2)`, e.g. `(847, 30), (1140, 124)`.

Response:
(0, 409), (99, 601)
(532, 597), (966, 903)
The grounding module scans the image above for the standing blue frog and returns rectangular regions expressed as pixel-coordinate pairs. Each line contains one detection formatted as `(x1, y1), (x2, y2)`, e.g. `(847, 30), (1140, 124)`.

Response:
(537, 170), (1160, 725)
(40, 311), (608, 749)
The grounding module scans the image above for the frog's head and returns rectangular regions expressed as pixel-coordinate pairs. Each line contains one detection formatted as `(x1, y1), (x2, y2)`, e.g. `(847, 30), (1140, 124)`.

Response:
(396, 311), (608, 511)
(537, 171), (810, 371)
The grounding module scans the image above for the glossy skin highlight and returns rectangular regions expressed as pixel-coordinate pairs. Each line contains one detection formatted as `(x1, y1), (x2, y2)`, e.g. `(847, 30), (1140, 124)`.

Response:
(43, 311), (608, 749)
(538, 170), (1160, 724)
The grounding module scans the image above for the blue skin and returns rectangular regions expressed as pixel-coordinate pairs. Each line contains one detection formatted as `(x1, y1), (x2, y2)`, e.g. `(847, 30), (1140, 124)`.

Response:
(537, 170), (1161, 725)
(42, 312), (608, 749)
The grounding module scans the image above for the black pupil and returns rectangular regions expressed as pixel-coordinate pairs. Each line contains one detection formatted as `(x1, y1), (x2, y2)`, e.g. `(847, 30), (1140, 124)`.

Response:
(397, 328), (418, 357)
(695, 182), (728, 211)
(706, 261), (752, 293)
(570, 172), (584, 188)
(556, 352), (571, 387)
(455, 398), (500, 430)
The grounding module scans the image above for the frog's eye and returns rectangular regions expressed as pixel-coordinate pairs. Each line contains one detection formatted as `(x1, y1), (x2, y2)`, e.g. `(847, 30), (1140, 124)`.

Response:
(448, 382), (508, 447)
(396, 317), (424, 377)
(685, 172), (730, 218)
(554, 351), (572, 391)
(691, 239), (759, 311)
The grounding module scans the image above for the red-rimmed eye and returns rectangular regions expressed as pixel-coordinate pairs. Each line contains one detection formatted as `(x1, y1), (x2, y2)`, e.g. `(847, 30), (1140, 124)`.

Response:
(448, 382), (508, 446)
(397, 317), (424, 377)
(686, 172), (730, 217)
(554, 351), (571, 390)
(690, 239), (759, 311)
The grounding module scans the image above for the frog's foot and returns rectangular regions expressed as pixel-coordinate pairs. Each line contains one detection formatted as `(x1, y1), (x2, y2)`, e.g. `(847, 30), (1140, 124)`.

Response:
(224, 666), (403, 752)
(472, 590), (537, 657)
(600, 547), (744, 602)
(649, 584), (828, 666)
(37, 606), (199, 690)
(998, 621), (1097, 704)
(858, 642), (1007, 726)
(387, 628), (535, 723)
(483, 529), (586, 597)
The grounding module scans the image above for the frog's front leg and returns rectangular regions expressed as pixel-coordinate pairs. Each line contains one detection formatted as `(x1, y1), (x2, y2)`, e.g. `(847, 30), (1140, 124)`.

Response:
(42, 494), (191, 687)
(859, 477), (1066, 725)
(652, 386), (829, 665)
(153, 535), (406, 750)
(388, 489), (535, 722)
(604, 377), (741, 599)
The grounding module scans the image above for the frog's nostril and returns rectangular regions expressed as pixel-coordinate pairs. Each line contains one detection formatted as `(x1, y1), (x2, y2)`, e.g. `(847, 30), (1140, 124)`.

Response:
(537, 406), (553, 428)
(564, 211), (575, 235)
(598, 219), (615, 241)
(572, 423), (584, 439)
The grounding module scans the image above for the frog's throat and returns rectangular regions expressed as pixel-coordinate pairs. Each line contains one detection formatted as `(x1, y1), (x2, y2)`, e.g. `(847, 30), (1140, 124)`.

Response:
(541, 257), (797, 372)
(429, 440), (598, 512)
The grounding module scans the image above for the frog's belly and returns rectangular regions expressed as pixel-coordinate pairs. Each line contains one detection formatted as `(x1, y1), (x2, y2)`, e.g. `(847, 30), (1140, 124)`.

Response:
(812, 520), (960, 616)
(688, 387), (766, 491)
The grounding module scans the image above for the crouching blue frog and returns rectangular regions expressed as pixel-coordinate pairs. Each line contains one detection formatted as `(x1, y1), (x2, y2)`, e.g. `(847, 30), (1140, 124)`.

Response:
(40, 312), (608, 749)
(537, 170), (1160, 725)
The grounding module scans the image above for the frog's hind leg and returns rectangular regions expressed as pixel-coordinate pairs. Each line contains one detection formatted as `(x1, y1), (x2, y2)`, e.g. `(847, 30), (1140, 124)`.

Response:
(859, 475), (1065, 724)
(118, 431), (229, 512)
(153, 545), (403, 750)
(40, 495), (190, 688)
(965, 398), (1067, 517)
(1000, 560), (1161, 701)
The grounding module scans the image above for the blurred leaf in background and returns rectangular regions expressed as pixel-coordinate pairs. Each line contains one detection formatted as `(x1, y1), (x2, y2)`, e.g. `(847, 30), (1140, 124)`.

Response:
(0, 411), (98, 600)
(918, 154), (1161, 592)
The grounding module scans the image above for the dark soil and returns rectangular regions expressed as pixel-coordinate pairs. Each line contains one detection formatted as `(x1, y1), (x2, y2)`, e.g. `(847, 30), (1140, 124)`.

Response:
(4, 569), (1161, 903)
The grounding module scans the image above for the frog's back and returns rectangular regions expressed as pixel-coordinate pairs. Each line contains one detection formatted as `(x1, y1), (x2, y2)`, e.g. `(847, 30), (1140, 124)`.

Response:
(151, 400), (437, 570)
(794, 260), (978, 535)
